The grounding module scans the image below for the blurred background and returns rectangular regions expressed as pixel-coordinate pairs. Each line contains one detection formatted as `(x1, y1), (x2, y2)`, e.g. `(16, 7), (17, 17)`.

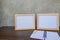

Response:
(0, 0), (60, 27)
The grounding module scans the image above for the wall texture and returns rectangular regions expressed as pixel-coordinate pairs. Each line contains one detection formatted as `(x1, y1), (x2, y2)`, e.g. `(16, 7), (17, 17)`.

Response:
(0, 0), (2, 27)
(0, 10), (1, 27)
(1, 0), (60, 26)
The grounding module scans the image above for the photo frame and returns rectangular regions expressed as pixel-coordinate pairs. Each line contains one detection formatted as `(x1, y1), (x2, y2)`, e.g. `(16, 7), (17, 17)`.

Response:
(15, 14), (35, 30)
(37, 13), (59, 31)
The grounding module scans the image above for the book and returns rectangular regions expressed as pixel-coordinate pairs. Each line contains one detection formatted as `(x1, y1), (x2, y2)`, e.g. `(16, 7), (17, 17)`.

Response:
(30, 30), (44, 40)
(30, 30), (60, 40)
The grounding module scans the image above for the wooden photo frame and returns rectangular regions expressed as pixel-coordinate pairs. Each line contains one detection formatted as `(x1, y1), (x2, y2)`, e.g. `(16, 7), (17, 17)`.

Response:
(37, 13), (59, 31)
(15, 14), (35, 30)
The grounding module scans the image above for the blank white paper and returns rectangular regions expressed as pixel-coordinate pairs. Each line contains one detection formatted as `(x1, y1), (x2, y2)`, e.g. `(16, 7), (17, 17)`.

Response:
(30, 30), (44, 39)
(16, 16), (34, 29)
(39, 16), (57, 28)
(46, 31), (60, 40)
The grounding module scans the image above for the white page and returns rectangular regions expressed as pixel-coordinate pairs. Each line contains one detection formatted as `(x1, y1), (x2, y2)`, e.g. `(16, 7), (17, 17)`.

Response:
(30, 30), (44, 39)
(16, 16), (34, 29)
(46, 31), (60, 40)
(39, 16), (57, 28)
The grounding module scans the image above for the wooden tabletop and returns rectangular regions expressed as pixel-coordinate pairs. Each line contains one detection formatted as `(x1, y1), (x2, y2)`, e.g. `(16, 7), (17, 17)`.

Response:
(0, 26), (60, 40)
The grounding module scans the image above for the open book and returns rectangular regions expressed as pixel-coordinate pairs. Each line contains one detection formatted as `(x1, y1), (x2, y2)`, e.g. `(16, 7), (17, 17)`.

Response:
(30, 30), (60, 40)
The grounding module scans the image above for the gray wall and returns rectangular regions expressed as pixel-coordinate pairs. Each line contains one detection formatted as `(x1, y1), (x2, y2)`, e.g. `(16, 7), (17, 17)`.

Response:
(1, 0), (60, 26)
(0, 0), (2, 27)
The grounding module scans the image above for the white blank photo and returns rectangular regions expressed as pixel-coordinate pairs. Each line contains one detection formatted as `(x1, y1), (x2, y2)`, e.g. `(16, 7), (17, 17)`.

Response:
(37, 13), (59, 30)
(39, 16), (56, 28)
(16, 16), (33, 28)
(15, 14), (35, 30)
